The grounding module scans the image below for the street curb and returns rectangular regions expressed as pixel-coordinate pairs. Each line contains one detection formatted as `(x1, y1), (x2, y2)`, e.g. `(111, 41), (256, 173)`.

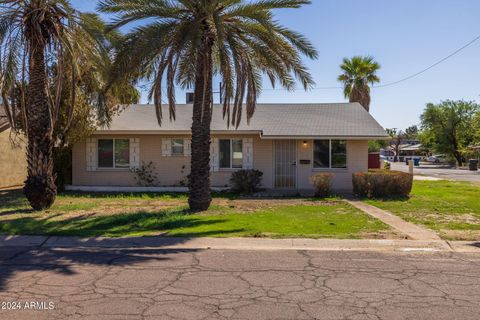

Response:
(2, 235), (479, 253)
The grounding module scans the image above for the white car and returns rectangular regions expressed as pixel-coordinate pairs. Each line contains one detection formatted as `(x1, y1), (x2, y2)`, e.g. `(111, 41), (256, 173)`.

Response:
(427, 155), (446, 164)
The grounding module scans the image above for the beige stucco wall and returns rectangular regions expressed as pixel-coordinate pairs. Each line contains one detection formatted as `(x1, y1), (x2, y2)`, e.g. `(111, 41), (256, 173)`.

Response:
(0, 129), (27, 188)
(72, 135), (368, 191)
(295, 140), (368, 191)
(73, 134), (274, 188)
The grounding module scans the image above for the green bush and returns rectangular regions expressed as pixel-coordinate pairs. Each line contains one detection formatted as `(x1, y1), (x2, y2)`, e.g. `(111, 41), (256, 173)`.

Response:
(310, 173), (334, 197)
(352, 170), (413, 198)
(383, 161), (391, 170)
(230, 170), (263, 194)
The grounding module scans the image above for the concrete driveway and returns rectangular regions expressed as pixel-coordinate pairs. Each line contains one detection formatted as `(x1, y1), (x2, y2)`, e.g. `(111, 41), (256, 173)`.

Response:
(1, 244), (480, 320)
(391, 162), (480, 183)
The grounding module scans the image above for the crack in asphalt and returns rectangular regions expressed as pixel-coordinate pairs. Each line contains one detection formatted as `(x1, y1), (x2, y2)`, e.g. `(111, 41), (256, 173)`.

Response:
(0, 248), (479, 320)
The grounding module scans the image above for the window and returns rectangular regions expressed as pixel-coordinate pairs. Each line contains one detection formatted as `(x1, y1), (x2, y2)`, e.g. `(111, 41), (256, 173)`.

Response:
(313, 140), (329, 168)
(331, 140), (347, 168)
(171, 139), (184, 155)
(98, 139), (130, 168)
(313, 140), (347, 169)
(219, 139), (243, 169)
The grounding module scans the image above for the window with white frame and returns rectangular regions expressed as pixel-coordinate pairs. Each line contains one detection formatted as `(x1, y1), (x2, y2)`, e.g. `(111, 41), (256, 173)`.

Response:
(313, 140), (347, 169)
(98, 139), (130, 168)
(171, 139), (185, 155)
(219, 139), (243, 169)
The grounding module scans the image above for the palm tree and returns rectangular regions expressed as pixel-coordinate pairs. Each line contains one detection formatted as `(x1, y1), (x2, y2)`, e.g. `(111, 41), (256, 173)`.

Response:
(52, 13), (140, 189)
(338, 56), (380, 112)
(0, 1), (133, 210)
(99, 0), (318, 211)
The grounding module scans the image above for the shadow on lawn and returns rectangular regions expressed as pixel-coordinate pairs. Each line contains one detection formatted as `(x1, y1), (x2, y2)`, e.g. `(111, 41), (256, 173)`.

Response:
(345, 193), (411, 202)
(0, 207), (245, 238)
(0, 188), (29, 211)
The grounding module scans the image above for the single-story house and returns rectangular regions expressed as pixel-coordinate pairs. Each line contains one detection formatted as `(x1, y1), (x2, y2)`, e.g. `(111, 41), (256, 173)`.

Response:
(0, 107), (27, 189)
(71, 103), (389, 192)
(381, 143), (425, 162)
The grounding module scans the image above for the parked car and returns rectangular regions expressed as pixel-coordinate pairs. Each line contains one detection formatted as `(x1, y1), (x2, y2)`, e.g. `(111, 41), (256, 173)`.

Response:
(427, 155), (446, 164)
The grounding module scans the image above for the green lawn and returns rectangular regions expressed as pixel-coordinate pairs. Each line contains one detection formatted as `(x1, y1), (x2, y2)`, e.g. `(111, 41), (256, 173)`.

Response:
(366, 180), (480, 240)
(0, 189), (391, 239)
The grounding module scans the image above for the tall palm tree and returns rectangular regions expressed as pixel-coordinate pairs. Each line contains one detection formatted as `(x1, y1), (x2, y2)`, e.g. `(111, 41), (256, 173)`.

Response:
(99, 0), (318, 211)
(0, 1), (132, 210)
(338, 56), (380, 112)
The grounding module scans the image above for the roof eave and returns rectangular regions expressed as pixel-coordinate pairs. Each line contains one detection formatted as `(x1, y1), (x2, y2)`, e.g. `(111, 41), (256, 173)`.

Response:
(261, 135), (391, 140)
(93, 130), (390, 140)
(93, 130), (264, 135)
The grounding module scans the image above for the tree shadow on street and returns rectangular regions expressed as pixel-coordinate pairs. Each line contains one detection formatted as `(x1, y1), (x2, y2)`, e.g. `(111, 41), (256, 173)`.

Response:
(0, 241), (202, 291)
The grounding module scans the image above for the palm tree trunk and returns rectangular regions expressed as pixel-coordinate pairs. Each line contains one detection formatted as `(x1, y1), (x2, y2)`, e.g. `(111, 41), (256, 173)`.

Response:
(349, 87), (370, 112)
(23, 42), (57, 210)
(188, 36), (213, 212)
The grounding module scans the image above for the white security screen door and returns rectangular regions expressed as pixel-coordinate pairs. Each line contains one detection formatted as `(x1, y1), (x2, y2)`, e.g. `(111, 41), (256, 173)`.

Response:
(274, 140), (297, 188)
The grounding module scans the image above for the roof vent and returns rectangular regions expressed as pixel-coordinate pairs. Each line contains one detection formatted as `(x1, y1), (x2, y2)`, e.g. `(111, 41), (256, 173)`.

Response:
(186, 92), (194, 104)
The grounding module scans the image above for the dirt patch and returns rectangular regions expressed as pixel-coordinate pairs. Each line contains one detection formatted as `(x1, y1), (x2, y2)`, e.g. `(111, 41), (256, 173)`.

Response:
(212, 198), (340, 212)
(440, 229), (480, 241)
(358, 229), (407, 240)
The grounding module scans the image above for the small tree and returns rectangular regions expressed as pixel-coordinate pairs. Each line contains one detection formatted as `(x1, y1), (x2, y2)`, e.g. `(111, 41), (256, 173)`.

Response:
(404, 125), (419, 140)
(368, 140), (388, 153)
(386, 128), (405, 162)
(473, 112), (480, 146)
(420, 100), (479, 166)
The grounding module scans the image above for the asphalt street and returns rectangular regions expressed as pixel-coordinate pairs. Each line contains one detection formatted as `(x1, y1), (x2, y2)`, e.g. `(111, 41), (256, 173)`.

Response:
(1, 246), (480, 320)
(390, 162), (480, 183)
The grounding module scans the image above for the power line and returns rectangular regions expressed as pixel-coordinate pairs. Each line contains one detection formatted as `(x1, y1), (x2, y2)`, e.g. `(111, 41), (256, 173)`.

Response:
(373, 33), (480, 88)
(214, 33), (480, 92)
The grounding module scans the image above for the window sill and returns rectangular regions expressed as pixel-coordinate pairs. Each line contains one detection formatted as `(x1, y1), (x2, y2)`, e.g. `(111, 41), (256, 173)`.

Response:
(218, 168), (243, 172)
(95, 168), (131, 172)
(312, 168), (348, 172)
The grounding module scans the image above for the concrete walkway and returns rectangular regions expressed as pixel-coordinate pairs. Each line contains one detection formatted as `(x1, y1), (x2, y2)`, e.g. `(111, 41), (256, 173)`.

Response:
(1, 235), (479, 253)
(344, 200), (442, 241)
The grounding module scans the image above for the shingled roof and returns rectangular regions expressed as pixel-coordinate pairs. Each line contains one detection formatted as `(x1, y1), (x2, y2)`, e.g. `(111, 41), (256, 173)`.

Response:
(96, 102), (389, 139)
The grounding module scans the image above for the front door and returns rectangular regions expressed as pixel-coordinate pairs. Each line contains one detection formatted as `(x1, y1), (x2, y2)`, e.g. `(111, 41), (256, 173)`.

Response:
(274, 140), (297, 188)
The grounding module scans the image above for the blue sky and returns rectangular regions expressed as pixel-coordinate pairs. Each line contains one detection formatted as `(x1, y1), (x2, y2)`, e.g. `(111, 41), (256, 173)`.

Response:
(72, 0), (480, 129)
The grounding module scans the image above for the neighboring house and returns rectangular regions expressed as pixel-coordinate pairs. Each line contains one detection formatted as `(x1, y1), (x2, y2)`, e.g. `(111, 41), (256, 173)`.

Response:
(71, 103), (389, 192)
(381, 143), (425, 162)
(0, 107), (27, 189)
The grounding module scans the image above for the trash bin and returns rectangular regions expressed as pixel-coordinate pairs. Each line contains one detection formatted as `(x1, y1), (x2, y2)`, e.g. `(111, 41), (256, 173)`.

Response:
(469, 159), (478, 171)
(413, 158), (420, 166)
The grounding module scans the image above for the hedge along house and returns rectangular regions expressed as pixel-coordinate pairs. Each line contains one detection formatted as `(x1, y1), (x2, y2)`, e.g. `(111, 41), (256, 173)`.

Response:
(70, 103), (389, 192)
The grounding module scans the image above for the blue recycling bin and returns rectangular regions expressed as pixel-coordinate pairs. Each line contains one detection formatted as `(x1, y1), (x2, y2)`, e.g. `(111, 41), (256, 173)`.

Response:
(413, 158), (420, 166)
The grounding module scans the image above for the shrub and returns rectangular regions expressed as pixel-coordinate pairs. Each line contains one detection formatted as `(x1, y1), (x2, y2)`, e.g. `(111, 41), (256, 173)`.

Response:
(352, 170), (413, 198)
(383, 161), (391, 170)
(310, 173), (334, 197)
(131, 161), (159, 186)
(230, 170), (263, 194)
